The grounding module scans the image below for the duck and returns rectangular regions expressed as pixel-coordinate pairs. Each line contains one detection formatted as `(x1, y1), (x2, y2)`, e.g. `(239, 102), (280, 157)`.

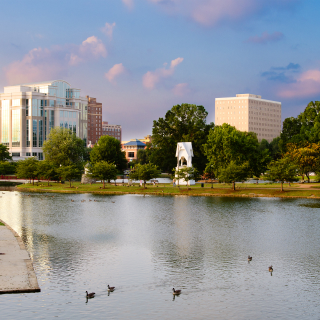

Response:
(248, 255), (252, 261)
(172, 288), (181, 295)
(71, 200), (74, 202)
(86, 291), (95, 298)
(269, 265), (273, 272)
(108, 285), (115, 291)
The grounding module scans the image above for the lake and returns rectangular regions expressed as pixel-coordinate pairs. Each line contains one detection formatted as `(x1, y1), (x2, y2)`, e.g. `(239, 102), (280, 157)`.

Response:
(0, 191), (320, 319)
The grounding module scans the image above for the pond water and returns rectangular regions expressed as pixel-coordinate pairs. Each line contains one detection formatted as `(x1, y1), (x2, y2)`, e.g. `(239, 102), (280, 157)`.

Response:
(0, 192), (320, 319)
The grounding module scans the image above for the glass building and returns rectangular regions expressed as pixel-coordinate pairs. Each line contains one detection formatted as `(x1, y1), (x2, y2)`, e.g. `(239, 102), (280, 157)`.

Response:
(0, 80), (88, 160)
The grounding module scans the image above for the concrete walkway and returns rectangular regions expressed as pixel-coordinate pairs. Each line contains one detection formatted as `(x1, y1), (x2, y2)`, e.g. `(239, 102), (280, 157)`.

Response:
(0, 219), (40, 294)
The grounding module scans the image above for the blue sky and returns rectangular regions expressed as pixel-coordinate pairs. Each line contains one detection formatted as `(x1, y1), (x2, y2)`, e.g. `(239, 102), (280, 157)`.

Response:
(1, 0), (320, 140)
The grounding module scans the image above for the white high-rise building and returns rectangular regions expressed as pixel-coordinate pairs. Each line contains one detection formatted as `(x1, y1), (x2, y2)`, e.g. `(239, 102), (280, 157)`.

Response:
(215, 94), (282, 142)
(0, 80), (88, 160)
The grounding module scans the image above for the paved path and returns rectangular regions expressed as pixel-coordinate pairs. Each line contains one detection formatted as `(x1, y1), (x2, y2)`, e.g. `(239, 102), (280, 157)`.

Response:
(0, 219), (40, 294)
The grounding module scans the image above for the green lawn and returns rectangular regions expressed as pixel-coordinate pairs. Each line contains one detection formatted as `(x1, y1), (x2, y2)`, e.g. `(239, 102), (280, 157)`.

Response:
(16, 181), (320, 199)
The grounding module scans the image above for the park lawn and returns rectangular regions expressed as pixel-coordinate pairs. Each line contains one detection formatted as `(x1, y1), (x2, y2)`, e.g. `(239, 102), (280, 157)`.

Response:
(16, 181), (320, 198)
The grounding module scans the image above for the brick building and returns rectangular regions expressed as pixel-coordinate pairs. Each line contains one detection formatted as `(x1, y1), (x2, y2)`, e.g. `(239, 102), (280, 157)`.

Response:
(87, 96), (102, 145)
(102, 121), (122, 141)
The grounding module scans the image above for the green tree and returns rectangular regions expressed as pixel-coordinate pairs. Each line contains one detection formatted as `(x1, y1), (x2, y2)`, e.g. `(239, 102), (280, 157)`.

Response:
(203, 164), (216, 188)
(37, 161), (58, 186)
(90, 161), (118, 188)
(151, 104), (214, 172)
(58, 165), (82, 187)
(42, 127), (86, 167)
(204, 124), (270, 180)
(263, 157), (298, 191)
(90, 135), (127, 171)
(16, 157), (39, 185)
(0, 161), (16, 175)
(219, 161), (250, 191)
(0, 144), (12, 161)
(174, 166), (198, 186)
(129, 163), (160, 188)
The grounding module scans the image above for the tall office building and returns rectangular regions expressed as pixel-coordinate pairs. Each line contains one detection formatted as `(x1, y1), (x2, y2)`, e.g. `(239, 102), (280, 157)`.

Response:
(87, 96), (102, 145)
(0, 80), (88, 159)
(102, 121), (122, 141)
(215, 94), (281, 142)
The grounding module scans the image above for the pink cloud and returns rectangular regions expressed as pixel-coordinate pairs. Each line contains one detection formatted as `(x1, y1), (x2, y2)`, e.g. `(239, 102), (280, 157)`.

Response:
(172, 83), (190, 96)
(5, 36), (107, 84)
(122, 0), (134, 9)
(147, 0), (297, 27)
(101, 22), (116, 40)
(105, 63), (126, 83)
(278, 69), (320, 98)
(246, 31), (284, 44)
(142, 57), (183, 89)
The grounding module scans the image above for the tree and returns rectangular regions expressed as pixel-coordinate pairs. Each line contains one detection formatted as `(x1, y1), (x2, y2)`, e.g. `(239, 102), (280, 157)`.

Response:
(174, 166), (198, 186)
(90, 135), (127, 171)
(204, 124), (270, 180)
(219, 161), (250, 191)
(0, 161), (16, 175)
(0, 144), (12, 161)
(90, 161), (118, 188)
(42, 127), (86, 167)
(129, 163), (160, 188)
(58, 165), (82, 187)
(203, 164), (216, 188)
(286, 143), (320, 182)
(263, 157), (298, 191)
(16, 157), (39, 185)
(37, 161), (58, 186)
(151, 104), (214, 172)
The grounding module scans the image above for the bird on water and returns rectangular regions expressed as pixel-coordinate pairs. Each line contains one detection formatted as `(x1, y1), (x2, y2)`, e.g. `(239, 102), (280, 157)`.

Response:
(172, 288), (181, 295)
(86, 291), (95, 298)
(269, 265), (273, 272)
(248, 255), (252, 261)
(108, 285), (115, 291)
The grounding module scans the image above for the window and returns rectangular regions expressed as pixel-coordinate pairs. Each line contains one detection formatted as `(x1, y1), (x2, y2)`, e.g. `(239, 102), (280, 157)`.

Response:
(32, 152), (37, 157)
(1, 100), (9, 145)
(12, 110), (20, 147)
(26, 152), (31, 156)
(128, 152), (135, 157)
(33, 120), (37, 147)
(38, 153), (43, 160)
(12, 152), (20, 157)
(26, 119), (30, 147)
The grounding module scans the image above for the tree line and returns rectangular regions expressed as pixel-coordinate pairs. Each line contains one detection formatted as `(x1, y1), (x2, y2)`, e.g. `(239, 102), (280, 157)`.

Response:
(1, 101), (320, 190)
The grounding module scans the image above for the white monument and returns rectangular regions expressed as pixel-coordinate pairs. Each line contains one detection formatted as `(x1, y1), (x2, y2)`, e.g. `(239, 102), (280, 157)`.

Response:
(175, 142), (195, 185)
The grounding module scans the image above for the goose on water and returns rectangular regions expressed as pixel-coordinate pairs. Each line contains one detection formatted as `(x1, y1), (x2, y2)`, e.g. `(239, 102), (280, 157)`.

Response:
(172, 288), (181, 295)
(108, 285), (115, 291)
(248, 255), (252, 261)
(86, 291), (95, 298)
(269, 265), (273, 272)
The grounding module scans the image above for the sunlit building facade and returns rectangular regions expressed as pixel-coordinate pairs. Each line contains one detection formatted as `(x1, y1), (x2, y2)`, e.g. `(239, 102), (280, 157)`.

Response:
(0, 80), (88, 160)
(215, 94), (282, 142)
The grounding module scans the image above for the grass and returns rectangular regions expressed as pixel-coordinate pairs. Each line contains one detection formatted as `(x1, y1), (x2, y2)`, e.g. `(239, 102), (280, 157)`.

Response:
(0, 221), (5, 226)
(16, 181), (320, 199)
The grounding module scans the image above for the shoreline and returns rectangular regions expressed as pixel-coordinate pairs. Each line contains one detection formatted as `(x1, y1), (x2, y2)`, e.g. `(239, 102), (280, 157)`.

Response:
(17, 186), (320, 200)
(0, 219), (40, 294)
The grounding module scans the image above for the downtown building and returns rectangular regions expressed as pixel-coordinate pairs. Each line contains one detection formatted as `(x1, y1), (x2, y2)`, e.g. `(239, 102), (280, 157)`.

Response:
(215, 94), (282, 142)
(0, 80), (88, 160)
(87, 96), (102, 145)
(102, 121), (122, 141)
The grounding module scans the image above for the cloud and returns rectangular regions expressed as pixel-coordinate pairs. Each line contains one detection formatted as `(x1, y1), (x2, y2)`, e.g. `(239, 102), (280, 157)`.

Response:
(245, 31), (284, 44)
(105, 63), (126, 83)
(142, 57), (183, 89)
(172, 83), (190, 96)
(146, 0), (298, 27)
(69, 36), (107, 65)
(5, 36), (107, 84)
(101, 22), (116, 40)
(278, 69), (320, 98)
(261, 63), (300, 83)
(122, 0), (134, 9)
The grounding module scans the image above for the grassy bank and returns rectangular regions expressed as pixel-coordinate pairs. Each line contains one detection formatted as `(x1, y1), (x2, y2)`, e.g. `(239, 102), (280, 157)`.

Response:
(16, 181), (320, 199)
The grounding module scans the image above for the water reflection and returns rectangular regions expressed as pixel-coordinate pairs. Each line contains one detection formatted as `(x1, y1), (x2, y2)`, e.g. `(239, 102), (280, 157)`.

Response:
(0, 192), (320, 319)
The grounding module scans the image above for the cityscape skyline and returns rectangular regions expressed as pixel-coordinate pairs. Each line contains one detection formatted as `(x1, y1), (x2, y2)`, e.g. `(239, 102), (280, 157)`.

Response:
(1, 0), (319, 140)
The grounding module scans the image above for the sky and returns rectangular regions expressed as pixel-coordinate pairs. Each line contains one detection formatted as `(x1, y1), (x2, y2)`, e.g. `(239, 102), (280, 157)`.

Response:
(1, 0), (320, 140)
